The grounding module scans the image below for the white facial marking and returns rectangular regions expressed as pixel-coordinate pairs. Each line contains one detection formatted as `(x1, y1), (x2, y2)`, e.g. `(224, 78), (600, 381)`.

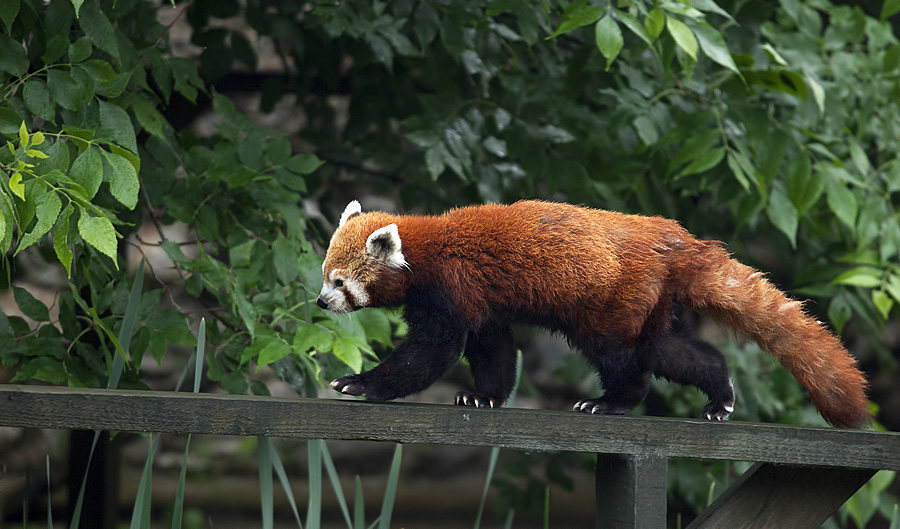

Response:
(319, 269), (369, 312)
(366, 224), (408, 269)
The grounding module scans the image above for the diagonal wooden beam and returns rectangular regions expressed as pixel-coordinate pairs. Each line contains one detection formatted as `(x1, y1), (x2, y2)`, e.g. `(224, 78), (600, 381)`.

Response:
(686, 462), (876, 529)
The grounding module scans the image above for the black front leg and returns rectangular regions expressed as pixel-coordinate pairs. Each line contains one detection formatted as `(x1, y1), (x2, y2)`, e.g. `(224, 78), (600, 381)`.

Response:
(331, 285), (468, 401)
(456, 324), (518, 408)
(330, 330), (466, 400)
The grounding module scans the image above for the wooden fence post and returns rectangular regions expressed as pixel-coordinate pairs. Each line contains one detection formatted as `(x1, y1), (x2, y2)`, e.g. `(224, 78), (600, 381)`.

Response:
(595, 453), (667, 529)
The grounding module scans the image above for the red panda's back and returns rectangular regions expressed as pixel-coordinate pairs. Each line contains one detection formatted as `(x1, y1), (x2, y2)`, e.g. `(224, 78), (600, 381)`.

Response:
(432, 201), (696, 335)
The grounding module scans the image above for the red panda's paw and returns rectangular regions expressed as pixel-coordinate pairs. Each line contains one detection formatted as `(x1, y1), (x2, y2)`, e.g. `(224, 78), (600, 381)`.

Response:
(455, 391), (500, 409)
(330, 375), (389, 400)
(702, 401), (734, 421)
(572, 398), (633, 415)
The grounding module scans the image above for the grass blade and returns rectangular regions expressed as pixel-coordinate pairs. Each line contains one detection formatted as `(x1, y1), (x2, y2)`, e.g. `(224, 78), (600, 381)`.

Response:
(271, 440), (304, 528)
(377, 444), (403, 529)
(473, 447), (500, 529)
(70, 259), (145, 529)
(171, 319), (206, 529)
(46, 455), (52, 529)
(259, 437), (274, 529)
(503, 509), (515, 529)
(353, 476), (365, 529)
(321, 441), (353, 528)
(130, 434), (159, 529)
(543, 486), (550, 529)
(306, 440), (323, 529)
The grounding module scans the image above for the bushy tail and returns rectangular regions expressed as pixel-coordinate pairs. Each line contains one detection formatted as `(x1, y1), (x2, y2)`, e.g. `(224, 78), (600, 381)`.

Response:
(681, 243), (869, 428)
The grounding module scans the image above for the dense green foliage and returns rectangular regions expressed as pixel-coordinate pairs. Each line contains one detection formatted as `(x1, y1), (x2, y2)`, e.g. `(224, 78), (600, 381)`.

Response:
(2, 0), (899, 525)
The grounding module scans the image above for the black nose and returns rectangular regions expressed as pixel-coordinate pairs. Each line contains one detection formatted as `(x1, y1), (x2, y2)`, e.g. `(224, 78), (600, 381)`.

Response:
(317, 297), (328, 310)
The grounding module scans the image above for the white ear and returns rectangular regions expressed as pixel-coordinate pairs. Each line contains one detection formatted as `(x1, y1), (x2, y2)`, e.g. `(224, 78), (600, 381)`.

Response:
(366, 224), (408, 269)
(338, 200), (362, 228)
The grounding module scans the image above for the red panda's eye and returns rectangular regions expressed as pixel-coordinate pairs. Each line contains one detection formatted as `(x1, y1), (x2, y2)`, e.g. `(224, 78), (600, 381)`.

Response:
(334, 279), (344, 288)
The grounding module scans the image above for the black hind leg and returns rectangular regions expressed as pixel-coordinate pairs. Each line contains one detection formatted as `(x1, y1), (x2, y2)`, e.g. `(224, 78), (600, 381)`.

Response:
(651, 335), (735, 420)
(457, 325), (518, 408)
(575, 344), (651, 415)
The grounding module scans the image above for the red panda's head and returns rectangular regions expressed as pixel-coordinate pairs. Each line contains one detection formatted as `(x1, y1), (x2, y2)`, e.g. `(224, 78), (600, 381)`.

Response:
(317, 200), (409, 313)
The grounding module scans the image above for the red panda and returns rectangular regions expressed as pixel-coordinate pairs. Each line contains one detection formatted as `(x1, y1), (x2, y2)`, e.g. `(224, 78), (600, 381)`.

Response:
(317, 200), (870, 428)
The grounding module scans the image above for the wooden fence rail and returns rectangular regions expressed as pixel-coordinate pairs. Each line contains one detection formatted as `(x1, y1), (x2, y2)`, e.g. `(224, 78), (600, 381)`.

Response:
(1, 384), (898, 528)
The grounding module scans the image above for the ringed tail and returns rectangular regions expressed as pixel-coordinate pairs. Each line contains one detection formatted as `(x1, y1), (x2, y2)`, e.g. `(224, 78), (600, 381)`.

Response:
(682, 243), (869, 428)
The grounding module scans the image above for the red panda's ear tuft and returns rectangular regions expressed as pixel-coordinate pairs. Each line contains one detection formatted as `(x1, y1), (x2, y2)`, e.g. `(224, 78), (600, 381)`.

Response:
(366, 224), (408, 269)
(339, 200), (362, 228)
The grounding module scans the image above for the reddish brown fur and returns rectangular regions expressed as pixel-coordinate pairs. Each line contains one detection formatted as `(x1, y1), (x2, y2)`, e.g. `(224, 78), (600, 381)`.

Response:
(323, 201), (869, 427)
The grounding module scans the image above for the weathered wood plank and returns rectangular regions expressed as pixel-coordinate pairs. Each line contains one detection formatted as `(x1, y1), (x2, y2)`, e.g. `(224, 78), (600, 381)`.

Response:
(0, 385), (898, 470)
(686, 462), (876, 529)
(595, 454), (667, 529)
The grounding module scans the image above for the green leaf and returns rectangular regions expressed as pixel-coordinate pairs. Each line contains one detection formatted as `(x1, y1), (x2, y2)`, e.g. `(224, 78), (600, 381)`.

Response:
(614, 10), (653, 48)
(256, 339), (292, 369)
(23, 80), (56, 124)
(872, 289), (893, 319)
(130, 96), (168, 141)
(547, 6), (605, 39)
(54, 204), (74, 278)
(18, 120), (27, 148)
(676, 146), (725, 177)
(97, 100), (137, 154)
(272, 235), (300, 284)
(12, 357), (66, 384)
(666, 17), (697, 61)
(0, 108), (22, 135)
(0, 0), (18, 34)
(690, 0), (735, 22)
(825, 171), (858, 229)
(0, 35), (27, 76)
(42, 34), (69, 65)
(285, 153), (324, 175)
(832, 266), (883, 288)
(766, 185), (798, 248)
(848, 137), (871, 176)
(77, 0), (119, 60)
(17, 190), (62, 255)
(828, 293), (852, 334)
(14, 286), (50, 321)
(70, 0), (85, 17)
(9, 171), (24, 200)
(692, 22), (740, 75)
(595, 15), (623, 72)
(293, 324), (334, 353)
(806, 74), (825, 115)
(644, 8), (665, 41)
(786, 152), (824, 214)
(102, 150), (139, 209)
(79, 59), (116, 82)
(78, 212), (119, 267)
(667, 129), (719, 176)
(69, 146), (103, 199)
(69, 38), (92, 62)
(725, 152), (750, 191)
(881, 0), (900, 20)
(332, 338), (363, 373)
